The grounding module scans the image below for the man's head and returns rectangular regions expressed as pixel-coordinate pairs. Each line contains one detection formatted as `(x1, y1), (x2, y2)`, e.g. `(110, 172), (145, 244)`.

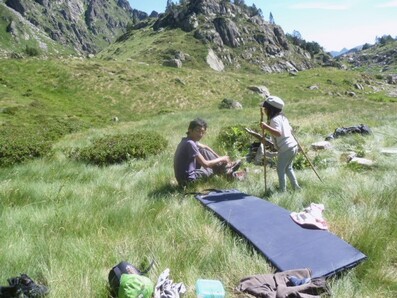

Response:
(187, 118), (207, 141)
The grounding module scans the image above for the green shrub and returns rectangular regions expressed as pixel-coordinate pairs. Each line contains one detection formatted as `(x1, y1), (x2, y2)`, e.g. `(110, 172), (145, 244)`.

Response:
(10, 52), (23, 59)
(25, 45), (40, 57)
(0, 118), (85, 167)
(0, 133), (51, 167)
(367, 94), (397, 103)
(74, 132), (168, 166)
(1, 106), (19, 115)
(312, 154), (334, 169)
(293, 152), (308, 170)
(217, 125), (252, 158)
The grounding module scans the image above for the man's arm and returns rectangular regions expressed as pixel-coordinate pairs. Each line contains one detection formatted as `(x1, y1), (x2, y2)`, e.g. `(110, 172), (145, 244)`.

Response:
(197, 142), (219, 158)
(196, 152), (229, 168)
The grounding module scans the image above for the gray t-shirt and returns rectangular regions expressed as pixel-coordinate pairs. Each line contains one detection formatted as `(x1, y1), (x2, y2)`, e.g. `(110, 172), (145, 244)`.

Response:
(174, 137), (200, 184)
(270, 114), (297, 153)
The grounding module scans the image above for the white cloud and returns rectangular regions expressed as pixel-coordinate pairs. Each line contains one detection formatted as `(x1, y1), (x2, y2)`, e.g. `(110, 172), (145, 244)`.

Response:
(289, 2), (350, 10)
(376, 1), (397, 8)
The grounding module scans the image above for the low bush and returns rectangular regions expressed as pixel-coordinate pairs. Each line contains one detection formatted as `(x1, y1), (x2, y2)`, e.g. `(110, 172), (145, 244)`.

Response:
(217, 125), (252, 158)
(73, 132), (168, 166)
(25, 45), (40, 57)
(293, 153), (309, 170)
(0, 132), (51, 167)
(367, 93), (397, 103)
(1, 106), (19, 115)
(0, 118), (85, 167)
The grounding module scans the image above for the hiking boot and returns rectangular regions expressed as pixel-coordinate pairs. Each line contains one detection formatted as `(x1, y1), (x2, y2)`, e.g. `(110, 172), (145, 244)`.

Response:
(226, 160), (242, 175)
(7, 274), (49, 297)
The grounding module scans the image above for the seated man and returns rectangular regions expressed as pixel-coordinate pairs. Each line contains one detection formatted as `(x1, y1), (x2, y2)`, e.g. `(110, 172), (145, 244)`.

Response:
(173, 118), (241, 186)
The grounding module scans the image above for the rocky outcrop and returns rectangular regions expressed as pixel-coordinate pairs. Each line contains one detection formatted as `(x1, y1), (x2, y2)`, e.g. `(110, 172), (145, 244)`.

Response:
(338, 40), (397, 73)
(152, 0), (315, 72)
(3, 0), (148, 54)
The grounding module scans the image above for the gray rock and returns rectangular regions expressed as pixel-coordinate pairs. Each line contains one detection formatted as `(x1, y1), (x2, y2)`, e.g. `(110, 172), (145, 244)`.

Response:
(346, 91), (356, 97)
(349, 157), (374, 167)
(311, 141), (332, 150)
(381, 148), (397, 155)
(219, 98), (242, 109)
(387, 74), (397, 85)
(163, 59), (182, 68)
(247, 86), (270, 98)
(206, 49), (224, 71)
(354, 83), (364, 90)
(213, 17), (242, 48)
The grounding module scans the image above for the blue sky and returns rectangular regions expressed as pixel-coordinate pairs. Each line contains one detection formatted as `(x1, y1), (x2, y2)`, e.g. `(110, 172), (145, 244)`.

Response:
(128, 1), (397, 51)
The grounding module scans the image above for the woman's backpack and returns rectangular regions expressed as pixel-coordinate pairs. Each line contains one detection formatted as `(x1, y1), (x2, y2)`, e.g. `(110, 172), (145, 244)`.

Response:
(118, 274), (154, 298)
(108, 261), (154, 297)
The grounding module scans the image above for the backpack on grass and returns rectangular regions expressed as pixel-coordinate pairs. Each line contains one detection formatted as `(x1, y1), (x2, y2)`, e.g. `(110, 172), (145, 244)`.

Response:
(108, 261), (154, 298)
(118, 274), (154, 298)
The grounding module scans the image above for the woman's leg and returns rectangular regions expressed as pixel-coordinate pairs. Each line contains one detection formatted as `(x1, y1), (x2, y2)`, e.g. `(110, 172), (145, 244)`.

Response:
(285, 147), (300, 190)
(277, 152), (288, 192)
(277, 147), (299, 191)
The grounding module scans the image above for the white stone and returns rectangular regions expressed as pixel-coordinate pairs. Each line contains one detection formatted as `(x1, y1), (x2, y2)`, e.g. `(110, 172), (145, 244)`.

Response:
(381, 148), (397, 155)
(206, 49), (224, 72)
(349, 157), (374, 166)
(311, 141), (332, 150)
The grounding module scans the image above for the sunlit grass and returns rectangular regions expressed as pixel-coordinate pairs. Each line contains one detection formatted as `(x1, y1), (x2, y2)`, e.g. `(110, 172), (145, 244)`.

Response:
(0, 58), (396, 296)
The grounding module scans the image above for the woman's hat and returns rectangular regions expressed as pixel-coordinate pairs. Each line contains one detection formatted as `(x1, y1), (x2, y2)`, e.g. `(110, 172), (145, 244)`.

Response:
(263, 96), (284, 110)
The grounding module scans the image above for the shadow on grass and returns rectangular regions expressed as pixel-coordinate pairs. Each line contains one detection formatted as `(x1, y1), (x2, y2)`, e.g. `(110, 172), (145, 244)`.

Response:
(257, 187), (276, 199)
(147, 182), (183, 199)
(147, 177), (225, 202)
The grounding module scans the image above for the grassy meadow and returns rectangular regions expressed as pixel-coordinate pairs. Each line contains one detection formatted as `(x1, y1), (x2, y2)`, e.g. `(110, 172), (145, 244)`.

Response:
(0, 58), (396, 297)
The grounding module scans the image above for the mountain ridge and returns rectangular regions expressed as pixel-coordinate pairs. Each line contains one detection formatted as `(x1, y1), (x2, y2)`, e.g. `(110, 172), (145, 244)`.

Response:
(0, 0), (395, 76)
(99, 0), (334, 73)
(336, 36), (397, 74)
(1, 0), (147, 55)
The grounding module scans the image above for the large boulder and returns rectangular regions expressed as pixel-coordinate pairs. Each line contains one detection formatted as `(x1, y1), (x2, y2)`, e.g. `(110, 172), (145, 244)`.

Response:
(206, 48), (224, 71)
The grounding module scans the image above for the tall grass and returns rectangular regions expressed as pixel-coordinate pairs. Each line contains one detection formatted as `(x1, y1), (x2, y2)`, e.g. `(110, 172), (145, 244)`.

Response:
(1, 58), (397, 297)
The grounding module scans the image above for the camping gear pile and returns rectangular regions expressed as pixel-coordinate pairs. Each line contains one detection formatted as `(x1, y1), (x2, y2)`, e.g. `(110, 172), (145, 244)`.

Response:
(108, 262), (186, 298)
(325, 124), (371, 140)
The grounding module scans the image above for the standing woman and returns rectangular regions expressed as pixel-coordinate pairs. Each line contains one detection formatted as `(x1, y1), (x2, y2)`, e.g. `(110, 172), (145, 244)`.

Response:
(260, 96), (301, 192)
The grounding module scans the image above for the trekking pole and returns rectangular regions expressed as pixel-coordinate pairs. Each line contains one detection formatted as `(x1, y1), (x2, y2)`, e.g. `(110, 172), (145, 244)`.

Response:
(292, 133), (323, 183)
(260, 107), (267, 190)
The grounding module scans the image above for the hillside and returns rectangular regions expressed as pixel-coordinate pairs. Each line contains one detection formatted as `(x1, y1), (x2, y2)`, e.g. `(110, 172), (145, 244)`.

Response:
(0, 0), (334, 71)
(0, 1), (396, 297)
(0, 57), (396, 297)
(337, 37), (397, 74)
(97, 0), (332, 73)
(0, 0), (147, 56)
(0, 3), (74, 57)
